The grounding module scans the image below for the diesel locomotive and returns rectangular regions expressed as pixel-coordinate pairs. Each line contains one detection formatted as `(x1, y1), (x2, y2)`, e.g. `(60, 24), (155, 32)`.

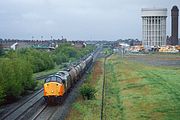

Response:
(43, 54), (93, 104)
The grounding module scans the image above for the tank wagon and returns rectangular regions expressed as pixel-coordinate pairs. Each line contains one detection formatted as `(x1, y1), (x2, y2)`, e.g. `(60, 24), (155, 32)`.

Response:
(43, 53), (93, 104)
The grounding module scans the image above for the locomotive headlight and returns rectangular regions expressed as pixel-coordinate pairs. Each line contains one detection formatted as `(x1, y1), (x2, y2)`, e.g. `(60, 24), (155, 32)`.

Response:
(52, 90), (53, 93)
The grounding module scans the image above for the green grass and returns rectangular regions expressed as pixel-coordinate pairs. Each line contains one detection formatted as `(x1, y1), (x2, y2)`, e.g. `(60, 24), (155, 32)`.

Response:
(66, 54), (180, 120)
(105, 62), (124, 119)
(66, 60), (104, 120)
(32, 64), (63, 79)
(32, 64), (64, 90)
(104, 54), (180, 120)
(103, 47), (113, 55)
(34, 79), (44, 90)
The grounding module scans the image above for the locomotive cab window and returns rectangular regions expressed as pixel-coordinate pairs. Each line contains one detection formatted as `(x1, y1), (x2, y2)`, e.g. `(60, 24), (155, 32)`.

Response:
(51, 76), (57, 82)
(56, 77), (62, 83)
(45, 76), (62, 83)
(45, 78), (51, 83)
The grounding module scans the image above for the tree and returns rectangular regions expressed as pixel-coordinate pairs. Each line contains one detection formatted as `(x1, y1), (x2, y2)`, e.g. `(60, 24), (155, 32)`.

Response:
(0, 58), (34, 104)
(0, 44), (5, 56)
(0, 70), (5, 104)
(80, 84), (96, 100)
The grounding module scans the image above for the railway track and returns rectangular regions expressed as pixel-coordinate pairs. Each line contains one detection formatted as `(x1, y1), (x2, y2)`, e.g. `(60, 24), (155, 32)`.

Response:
(31, 104), (47, 120)
(30, 104), (55, 120)
(31, 64), (97, 120)
(0, 47), (102, 120)
(0, 67), (59, 120)
(46, 48), (102, 120)
(1, 89), (44, 120)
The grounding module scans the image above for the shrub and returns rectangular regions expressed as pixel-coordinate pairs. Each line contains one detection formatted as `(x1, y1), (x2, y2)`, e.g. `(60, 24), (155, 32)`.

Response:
(0, 84), (5, 104)
(80, 84), (96, 100)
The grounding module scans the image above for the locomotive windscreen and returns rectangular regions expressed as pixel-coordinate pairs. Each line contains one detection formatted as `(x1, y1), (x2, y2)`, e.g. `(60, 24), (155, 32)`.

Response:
(45, 76), (62, 83)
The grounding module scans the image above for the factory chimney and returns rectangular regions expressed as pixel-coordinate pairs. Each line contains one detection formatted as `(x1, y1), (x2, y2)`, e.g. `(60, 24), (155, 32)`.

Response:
(171, 5), (179, 45)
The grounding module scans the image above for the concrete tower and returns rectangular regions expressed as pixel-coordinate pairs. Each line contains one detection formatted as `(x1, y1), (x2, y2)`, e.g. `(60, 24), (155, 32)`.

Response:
(171, 6), (179, 45)
(141, 8), (167, 47)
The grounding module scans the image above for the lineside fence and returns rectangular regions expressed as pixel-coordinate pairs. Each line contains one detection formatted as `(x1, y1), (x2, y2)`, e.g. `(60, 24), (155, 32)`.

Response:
(101, 53), (112, 120)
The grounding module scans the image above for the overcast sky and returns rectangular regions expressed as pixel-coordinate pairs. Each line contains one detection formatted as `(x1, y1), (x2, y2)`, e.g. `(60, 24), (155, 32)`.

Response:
(0, 0), (179, 41)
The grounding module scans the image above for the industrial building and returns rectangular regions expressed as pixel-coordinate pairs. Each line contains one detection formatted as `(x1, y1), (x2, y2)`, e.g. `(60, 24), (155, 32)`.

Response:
(141, 8), (167, 47)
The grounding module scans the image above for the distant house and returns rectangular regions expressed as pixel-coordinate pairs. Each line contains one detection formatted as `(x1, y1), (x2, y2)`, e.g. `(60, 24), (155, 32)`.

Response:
(72, 41), (86, 48)
(10, 42), (18, 50)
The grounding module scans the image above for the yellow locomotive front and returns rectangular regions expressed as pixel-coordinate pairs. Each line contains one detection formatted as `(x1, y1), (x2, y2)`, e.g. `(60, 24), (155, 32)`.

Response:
(44, 75), (65, 103)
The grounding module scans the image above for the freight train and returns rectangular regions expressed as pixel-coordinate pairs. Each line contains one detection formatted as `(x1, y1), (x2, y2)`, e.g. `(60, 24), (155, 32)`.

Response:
(43, 53), (94, 104)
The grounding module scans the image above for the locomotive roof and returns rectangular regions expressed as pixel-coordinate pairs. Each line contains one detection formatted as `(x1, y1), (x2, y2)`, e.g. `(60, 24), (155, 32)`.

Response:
(45, 75), (63, 83)
(56, 71), (70, 80)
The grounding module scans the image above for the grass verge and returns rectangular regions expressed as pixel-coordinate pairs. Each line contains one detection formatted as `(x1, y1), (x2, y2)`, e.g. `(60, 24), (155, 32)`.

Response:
(66, 54), (180, 120)
(104, 54), (180, 120)
(32, 64), (63, 79)
(66, 60), (104, 120)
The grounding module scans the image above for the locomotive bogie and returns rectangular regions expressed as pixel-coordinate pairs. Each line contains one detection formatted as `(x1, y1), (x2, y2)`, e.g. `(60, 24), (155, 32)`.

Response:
(44, 96), (62, 104)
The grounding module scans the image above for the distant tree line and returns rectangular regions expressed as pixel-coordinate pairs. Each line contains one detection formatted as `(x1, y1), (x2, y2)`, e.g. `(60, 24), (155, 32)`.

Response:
(53, 43), (95, 65)
(0, 43), (95, 105)
(0, 44), (5, 56)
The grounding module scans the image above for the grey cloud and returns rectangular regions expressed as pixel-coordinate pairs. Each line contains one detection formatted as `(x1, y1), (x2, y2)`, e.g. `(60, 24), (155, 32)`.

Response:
(0, 0), (179, 40)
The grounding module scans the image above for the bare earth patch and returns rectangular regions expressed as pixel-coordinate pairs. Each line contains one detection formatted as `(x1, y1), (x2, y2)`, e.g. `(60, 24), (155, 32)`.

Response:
(91, 61), (103, 85)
